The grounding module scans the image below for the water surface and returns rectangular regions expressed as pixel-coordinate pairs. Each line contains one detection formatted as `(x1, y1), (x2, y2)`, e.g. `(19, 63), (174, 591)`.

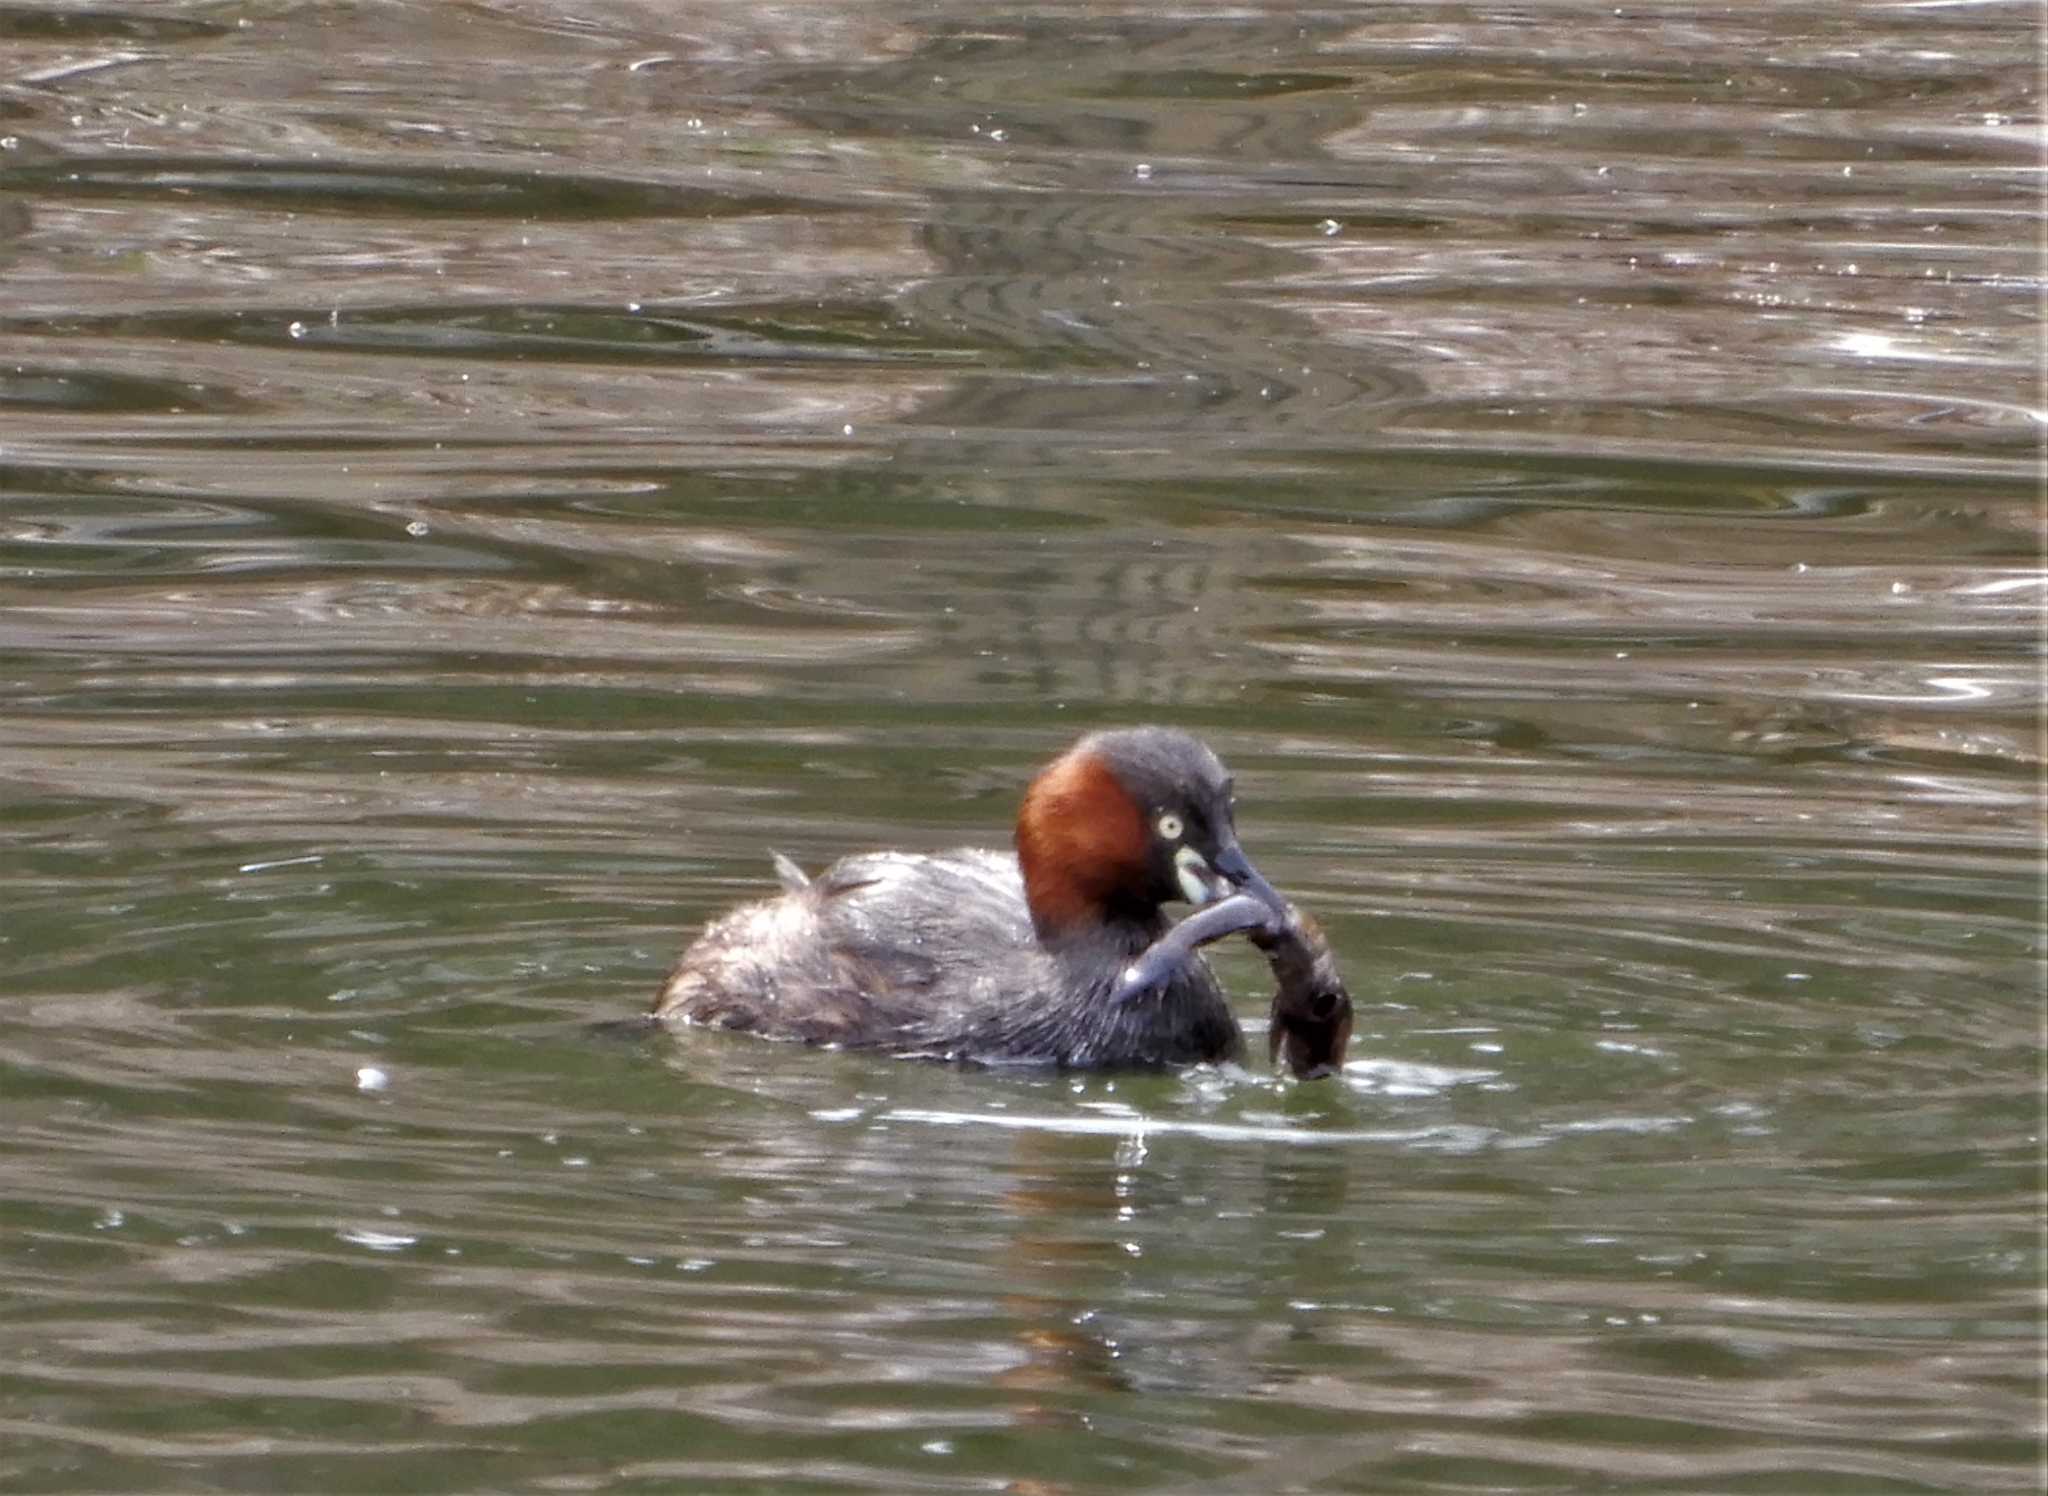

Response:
(0, 2), (2040, 1491)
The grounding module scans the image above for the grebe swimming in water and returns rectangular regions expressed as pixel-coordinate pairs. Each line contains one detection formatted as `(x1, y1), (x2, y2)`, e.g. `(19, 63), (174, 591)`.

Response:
(653, 726), (1332, 1071)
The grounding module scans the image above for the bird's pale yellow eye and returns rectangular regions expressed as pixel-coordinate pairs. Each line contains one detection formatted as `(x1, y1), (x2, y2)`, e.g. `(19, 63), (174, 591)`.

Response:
(1155, 812), (1184, 841)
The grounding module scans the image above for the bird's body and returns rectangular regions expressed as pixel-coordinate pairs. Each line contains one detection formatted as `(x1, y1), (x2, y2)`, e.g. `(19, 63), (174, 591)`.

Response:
(653, 727), (1282, 1069)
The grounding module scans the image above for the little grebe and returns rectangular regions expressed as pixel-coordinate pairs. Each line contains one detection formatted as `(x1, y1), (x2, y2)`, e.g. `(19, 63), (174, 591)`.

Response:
(653, 727), (1293, 1069)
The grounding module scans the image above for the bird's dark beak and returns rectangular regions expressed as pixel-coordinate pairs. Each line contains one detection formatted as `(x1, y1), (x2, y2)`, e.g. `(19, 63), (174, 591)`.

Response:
(1210, 840), (1289, 921)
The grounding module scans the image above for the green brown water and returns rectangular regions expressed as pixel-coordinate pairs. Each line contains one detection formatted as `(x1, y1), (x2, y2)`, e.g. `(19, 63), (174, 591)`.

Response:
(1, 2), (2041, 1491)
